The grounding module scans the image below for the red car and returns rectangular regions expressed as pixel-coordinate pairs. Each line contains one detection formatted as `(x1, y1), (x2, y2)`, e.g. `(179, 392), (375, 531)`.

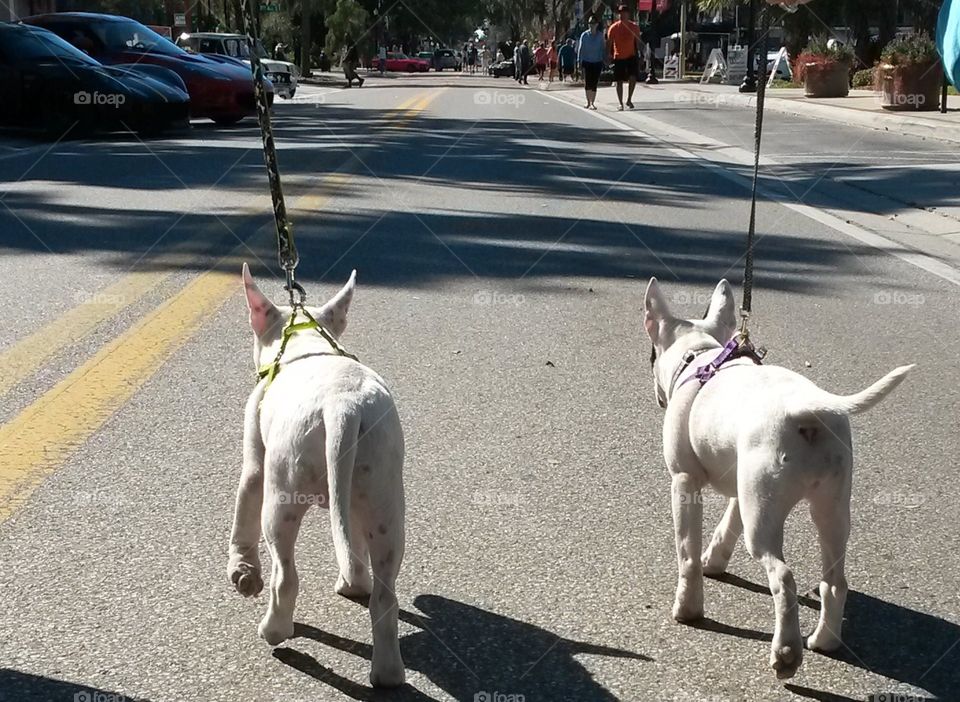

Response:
(22, 13), (273, 125)
(372, 52), (430, 73)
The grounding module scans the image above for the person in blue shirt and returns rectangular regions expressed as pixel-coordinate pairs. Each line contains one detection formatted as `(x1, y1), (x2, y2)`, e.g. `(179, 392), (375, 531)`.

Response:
(578, 16), (606, 109)
(558, 38), (576, 83)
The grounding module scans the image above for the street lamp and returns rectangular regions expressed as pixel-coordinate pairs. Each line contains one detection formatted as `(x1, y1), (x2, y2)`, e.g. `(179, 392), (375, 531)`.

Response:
(739, 0), (757, 93)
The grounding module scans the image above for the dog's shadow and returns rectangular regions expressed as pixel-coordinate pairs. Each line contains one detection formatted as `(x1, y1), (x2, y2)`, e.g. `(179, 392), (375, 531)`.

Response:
(274, 593), (651, 701)
(700, 573), (960, 700)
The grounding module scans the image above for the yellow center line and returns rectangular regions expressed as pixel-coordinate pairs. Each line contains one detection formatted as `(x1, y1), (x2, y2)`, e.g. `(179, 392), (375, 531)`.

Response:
(0, 89), (439, 522)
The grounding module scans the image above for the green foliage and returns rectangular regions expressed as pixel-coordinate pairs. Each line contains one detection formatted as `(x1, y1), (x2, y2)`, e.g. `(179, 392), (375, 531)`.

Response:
(880, 33), (939, 66)
(851, 67), (874, 87)
(803, 35), (855, 63)
(323, 0), (369, 56)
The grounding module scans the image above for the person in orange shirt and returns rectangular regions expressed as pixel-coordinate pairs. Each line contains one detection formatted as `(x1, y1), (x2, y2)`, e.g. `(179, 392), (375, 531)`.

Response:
(606, 3), (641, 110)
(547, 41), (559, 83)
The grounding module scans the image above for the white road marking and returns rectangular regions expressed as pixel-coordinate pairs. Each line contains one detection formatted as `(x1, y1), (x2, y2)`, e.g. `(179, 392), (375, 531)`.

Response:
(542, 89), (960, 288)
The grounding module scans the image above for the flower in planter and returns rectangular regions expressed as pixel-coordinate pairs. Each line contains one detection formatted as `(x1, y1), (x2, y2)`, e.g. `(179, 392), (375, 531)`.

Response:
(794, 36), (854, 98)
(876, 33), (943, 111)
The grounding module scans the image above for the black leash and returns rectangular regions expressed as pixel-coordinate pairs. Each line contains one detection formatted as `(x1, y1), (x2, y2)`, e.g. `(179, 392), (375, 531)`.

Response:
(740, 4), (771, 334)
(241, 0), (304, 308)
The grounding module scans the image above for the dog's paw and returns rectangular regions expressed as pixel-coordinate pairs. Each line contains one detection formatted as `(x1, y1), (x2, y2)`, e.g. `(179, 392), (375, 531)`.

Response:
(671, 599), (704, 623)
(335, 572), (373, 599)
(258, 616), (294, 646)
(228, 561), (263, 598)
(770, 642), (803, 679)
(370, 659), (406, 688)
(806, 628), (842, 652)
(701, 552), (729, 577)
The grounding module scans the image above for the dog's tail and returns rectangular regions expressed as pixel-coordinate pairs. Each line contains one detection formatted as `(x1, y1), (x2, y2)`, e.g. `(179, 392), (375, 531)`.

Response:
(804, 364), (915, 415)
(324, 407), (361, 578)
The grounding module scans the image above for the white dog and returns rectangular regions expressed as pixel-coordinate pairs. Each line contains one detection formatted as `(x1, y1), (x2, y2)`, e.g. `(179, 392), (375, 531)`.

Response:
(643, 277), (913, 679)
(227, 264), (406, 688)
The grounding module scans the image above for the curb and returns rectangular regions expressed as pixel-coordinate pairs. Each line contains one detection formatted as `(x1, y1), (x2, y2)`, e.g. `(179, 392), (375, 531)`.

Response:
(679, 86), (960, 145)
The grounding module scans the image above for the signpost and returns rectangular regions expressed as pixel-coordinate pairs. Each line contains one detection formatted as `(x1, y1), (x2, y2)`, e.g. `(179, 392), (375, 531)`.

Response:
(726, 45), (747, 85)
(173, 11), (185, 25)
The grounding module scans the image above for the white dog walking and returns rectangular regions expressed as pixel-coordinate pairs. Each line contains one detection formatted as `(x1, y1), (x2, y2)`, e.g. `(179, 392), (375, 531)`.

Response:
(643, 277), (913, 679)
(227, 264), (406, 688)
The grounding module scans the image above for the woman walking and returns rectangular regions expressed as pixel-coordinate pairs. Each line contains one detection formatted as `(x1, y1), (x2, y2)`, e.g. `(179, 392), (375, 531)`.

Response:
(547, 41), (559, 83)
(533, 42), (548, 82)
(578, 16), (605, 109)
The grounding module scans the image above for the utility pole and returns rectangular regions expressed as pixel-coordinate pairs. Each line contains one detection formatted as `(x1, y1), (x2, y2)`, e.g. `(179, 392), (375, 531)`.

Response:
(739, 0), (757, 93)
(678, 0), (687, 80)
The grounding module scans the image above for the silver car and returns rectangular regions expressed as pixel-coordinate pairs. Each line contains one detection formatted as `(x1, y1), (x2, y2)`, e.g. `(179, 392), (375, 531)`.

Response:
(176, 32), (299, 99)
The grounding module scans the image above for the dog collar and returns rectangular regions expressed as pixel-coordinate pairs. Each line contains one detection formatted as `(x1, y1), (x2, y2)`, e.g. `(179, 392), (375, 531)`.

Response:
(675, 335), (765, 393)
(257, 307), (357, 390)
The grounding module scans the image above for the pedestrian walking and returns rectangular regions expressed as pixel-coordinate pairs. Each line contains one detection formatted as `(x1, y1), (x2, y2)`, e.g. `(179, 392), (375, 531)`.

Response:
(343, 40), (364, 88)
(533, 42), (548, 82)
(378, 44), (386, 75)
(578, 16), (605, 109)
(547, 41), (559, 84)
(558, 38), (576, 83)
(516, 40), (531, 85)
(606, 3), (641, 110)
(469, 44), (478, 74)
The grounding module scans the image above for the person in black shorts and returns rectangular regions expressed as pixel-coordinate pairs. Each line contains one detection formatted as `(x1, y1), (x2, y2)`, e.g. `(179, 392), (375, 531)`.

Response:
(577, 16), (605, 109)
(606, 4), (641, 110)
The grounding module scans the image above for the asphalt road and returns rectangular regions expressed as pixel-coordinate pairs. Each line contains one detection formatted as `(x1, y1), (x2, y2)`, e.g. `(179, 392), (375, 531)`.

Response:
(1, 73), (958, 702)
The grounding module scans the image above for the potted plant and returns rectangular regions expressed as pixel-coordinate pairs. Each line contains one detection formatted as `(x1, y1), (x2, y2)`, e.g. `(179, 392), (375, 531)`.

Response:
(795, 36), (853, 98)
(876, 34), (942, 111)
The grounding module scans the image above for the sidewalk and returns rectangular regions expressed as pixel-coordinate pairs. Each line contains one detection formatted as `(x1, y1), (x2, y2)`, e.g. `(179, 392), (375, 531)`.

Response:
(675, 81), (960, 145)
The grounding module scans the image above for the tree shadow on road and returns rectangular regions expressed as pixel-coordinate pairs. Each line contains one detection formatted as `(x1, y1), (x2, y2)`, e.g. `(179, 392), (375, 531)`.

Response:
(0, 668), (150, 702)
(274, 593), (651, 701)
(697, 574), (960, 701)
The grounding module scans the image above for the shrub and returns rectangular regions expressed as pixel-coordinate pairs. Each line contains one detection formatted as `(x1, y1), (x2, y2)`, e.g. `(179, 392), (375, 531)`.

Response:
(794, 35), (854, 81)
(880, 33), (939, 66)
(852, 68), (874, 88)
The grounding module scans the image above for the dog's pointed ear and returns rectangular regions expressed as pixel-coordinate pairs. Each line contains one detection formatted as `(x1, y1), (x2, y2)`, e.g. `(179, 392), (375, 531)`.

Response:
(317, 270), (356, 338)
(702, 279), (737, 341)
(643, 277), (670, 343)
(242, 263), (280, 337)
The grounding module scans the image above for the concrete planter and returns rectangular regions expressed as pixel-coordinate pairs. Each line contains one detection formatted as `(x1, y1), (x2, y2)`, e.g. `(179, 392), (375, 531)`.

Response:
(877, 62), (943, 111)
(802, 61), (850, 98)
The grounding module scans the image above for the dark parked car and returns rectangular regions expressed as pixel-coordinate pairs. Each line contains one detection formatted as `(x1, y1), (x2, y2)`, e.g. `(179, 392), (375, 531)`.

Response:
(0, 22), (190, 135)
(489, 59), (515, 77)
(22, 13), (272, 125)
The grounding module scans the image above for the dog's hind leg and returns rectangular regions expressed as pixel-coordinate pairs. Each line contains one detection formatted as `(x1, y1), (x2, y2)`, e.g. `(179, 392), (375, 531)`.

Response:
(671, 472), (705, 622)
(367, 507), (405, 688)
(702, 498), (742, 576)
(228, 392), (267, 597)
(258, 472), (309, 646)
(739, 463), (804, 679)
(806, 479), (850, 652)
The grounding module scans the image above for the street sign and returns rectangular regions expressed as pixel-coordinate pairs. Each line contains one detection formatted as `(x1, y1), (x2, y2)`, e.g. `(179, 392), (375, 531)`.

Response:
(726, 45), (747, 84)
(259, 3), (280, 11)
(174, 12), (186, 25)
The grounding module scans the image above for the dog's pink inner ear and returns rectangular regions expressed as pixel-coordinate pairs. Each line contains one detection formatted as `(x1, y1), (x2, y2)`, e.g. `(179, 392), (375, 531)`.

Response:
(644, 310), (658, 342)
(242, 268), (278, 337)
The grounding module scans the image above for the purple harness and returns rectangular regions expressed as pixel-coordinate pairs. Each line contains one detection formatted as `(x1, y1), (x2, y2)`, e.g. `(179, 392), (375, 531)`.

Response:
(675, 337), (765, 390)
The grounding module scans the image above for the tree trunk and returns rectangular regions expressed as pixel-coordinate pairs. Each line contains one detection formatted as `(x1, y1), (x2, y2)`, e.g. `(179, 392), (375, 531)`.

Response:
(300, 0), (313, 76)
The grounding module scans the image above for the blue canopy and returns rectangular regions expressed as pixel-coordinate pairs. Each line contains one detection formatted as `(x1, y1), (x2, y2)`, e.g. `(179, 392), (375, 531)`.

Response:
(939, 0), (960, 87)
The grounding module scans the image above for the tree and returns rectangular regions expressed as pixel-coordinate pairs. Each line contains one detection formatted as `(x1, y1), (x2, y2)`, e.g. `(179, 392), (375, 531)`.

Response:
(323, 0), (370, 58)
